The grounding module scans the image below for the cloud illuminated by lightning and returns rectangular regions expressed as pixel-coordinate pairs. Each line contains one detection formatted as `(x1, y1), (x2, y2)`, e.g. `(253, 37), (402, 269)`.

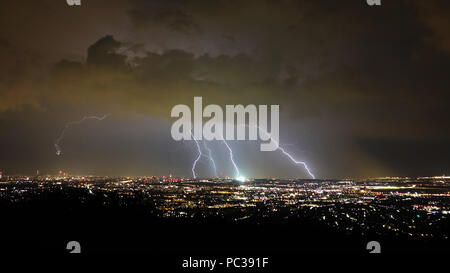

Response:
(55, 114), (111, 156)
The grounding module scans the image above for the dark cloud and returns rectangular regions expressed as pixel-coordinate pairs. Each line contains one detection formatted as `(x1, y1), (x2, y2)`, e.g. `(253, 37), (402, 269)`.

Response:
(87, 35), (127, 68)
(412, 0), (450, 55)
(0, 0), (449, 177)
(358, 138), (450, 176)
(129, 0), (199, 33)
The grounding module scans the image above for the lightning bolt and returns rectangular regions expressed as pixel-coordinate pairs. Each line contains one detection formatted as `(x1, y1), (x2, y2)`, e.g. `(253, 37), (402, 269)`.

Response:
(190, 132), (202, 179)
(254, 125), (315, 179)
(191, 138), (240, 179)
(203, 141), (217, 177)
(217, 124), (315, 179)
(186, 124), (315, 179)
(189, 134), (219, 179)
(191, 131), (314, 179)
(278, 146), (315, 179)
(222, 140), (240, 178)
(55, 114), (111, 156)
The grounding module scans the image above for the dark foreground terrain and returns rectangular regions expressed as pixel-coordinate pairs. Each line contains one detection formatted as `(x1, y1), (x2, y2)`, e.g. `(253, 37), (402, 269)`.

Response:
(1, 185), (448, 257)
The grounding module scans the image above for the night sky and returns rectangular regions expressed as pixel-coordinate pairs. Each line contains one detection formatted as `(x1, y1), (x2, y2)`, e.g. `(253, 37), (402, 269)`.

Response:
(0, 0), (449, 178)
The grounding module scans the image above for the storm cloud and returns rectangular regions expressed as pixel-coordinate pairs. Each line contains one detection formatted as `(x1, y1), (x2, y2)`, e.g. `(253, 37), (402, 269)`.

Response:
(0, 0), (449, 178)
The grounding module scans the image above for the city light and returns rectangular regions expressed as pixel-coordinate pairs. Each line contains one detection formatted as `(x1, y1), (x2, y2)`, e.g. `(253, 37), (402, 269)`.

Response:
(236, 176), (247, 182)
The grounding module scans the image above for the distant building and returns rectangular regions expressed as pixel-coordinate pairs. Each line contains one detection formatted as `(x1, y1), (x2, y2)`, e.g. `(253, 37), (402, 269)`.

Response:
(254, 178), (269, 183)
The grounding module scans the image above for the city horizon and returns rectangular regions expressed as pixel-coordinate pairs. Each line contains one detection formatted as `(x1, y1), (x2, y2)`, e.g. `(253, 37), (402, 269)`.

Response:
(2, 170), (449, 180)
